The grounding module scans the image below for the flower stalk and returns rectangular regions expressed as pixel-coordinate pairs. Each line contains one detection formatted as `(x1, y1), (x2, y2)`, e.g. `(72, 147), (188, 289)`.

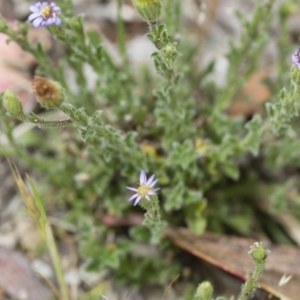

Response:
(127, 170), (165, 243)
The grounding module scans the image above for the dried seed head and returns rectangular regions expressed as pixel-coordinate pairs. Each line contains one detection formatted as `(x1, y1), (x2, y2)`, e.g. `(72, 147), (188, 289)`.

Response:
(32, 76), (64, 109)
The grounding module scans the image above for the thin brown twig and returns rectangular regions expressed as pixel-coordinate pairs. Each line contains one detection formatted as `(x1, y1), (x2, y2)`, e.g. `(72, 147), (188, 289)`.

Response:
(125, 287), (133, 300)
(161, 274), (180, 300)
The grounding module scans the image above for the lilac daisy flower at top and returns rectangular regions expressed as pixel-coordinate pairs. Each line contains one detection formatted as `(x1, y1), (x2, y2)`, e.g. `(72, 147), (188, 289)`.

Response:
(126, 170), (160, 206)
(291, 47), (300, 71)
(28, 2), (62, 28)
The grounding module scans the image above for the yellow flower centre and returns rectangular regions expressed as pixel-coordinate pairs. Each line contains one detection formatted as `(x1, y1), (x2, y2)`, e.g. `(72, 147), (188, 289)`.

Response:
(40, 6), (52, 19)
(137, 184), (151, 197)
(106, 243), (116, 250)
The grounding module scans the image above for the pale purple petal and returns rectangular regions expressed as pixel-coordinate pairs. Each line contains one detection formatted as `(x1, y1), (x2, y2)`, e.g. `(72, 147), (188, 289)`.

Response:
(146, 174), (155, 186)
(51, 3), (61, 11)
(53, 7), (61, 13)
(45, 17), (55, 25)
(145, 195), (150, 201)
(42, 2), (49, 5)
(148, 188), (160, 195)
(128, 194), (138, 201)
(292, 48), (300, 71)
(149, 178), (158, 188)
(139, 170), (147, 184)
(134, 196), (142, 206)
(32, 16), (44, 27)
(55, 18), (62, 26)
(28, 12), (42, 21)
(126, 186), (138, 192)
(29, 5), (40, 12)
(35, 2), (42, 8)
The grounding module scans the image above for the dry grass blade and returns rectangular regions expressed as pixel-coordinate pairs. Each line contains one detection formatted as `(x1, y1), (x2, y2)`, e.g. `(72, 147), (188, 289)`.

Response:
(3, 154), (70, 300)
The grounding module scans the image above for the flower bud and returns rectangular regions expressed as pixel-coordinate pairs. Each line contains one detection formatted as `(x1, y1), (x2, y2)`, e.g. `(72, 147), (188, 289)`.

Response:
(195, 281), (213, 300)
(248, 242), (270, 264)
(32, 76), (64, 109)
(3, 90), (25, 118)
(132, 0), (161, 22)
(290, 64), (300, 86)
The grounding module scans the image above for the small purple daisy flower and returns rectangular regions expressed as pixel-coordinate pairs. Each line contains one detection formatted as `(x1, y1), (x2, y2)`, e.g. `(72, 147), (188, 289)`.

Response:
(28, 2), (62, 28)
(291, 47), (300, 71)
(126, 170), (160, 206)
